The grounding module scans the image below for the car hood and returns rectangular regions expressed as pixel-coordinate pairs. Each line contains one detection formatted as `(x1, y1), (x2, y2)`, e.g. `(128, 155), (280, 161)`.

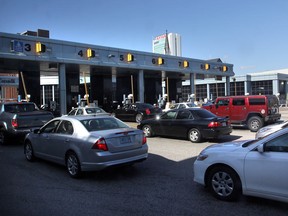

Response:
(203, 140), (252, 153)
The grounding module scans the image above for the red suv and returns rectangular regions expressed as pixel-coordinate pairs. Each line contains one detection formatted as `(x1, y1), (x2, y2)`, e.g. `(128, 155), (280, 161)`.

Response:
(202, 95), (281, 132)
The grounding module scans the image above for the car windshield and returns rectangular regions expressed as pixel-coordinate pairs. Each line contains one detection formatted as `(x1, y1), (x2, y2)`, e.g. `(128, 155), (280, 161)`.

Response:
(85, 107), (105, 114)
(81, 117), (129, 131)
(186, 103), (195, 107)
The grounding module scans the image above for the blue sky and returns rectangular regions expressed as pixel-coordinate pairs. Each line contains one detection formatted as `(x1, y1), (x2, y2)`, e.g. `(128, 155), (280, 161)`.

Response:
(1, 0), (288, 75)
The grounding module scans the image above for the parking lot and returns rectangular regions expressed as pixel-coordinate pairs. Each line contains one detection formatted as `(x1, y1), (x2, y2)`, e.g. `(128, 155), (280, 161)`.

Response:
(1, 108), (288, 216)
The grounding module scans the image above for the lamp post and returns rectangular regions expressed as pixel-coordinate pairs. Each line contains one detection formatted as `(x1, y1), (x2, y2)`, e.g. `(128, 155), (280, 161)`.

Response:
(233, 77), (236, 96)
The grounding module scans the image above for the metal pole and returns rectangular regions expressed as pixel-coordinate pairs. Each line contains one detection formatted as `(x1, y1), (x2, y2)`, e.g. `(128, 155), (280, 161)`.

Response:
(20, 71), (28, 101)
(83, 71), (89, 106)
(131, 75), (134, 103)
(166, 77), (169, 102)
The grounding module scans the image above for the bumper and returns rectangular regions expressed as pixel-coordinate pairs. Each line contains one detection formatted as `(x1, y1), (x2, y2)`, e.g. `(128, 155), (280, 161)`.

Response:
(193, 160), (207, 186)
(80, 145), (148, 171)
(265, 114), (281, 123)
(201, 126), (232, 139)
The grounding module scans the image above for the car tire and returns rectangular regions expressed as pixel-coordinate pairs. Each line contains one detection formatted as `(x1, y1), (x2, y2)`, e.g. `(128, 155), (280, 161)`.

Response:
(247, 116), (263, 132)
(188, 128), (202, 143)
(24, 141), (35, 162)
(142, 125), (153, 137)
(66, 152), (82, 178)
(136, 114), (143, 123)
(207, 166), (242, 201)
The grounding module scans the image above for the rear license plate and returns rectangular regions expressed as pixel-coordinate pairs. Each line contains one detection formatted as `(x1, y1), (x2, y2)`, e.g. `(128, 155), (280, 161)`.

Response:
(120, 136), (131, 144)
(222, 122), (226, 126)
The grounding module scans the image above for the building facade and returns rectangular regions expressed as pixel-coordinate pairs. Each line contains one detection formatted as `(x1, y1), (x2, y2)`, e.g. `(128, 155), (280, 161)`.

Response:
(152, 32), (182, 56)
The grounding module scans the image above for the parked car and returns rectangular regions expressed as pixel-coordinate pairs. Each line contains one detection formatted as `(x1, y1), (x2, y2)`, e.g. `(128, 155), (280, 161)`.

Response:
(137, 108), (232, 143)
(194, 127), (288, 203)
(24, 115), (148, 178)
(255, 120), (288, 139)
(67, 106), (109, 116)
(0, 101), (54, 145)
(163, 102), (198, 112)
(202, 95), (281, 132)
(111, 103), (162, 123)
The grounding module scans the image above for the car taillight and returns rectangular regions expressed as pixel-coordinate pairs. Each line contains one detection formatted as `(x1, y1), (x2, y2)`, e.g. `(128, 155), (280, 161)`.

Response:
(92, 138), (108, 151)
(11, 119), (18, 128)
(145, 108), (151, 115)
(208, 122), (221, 128)
(142, 134), (147, 145)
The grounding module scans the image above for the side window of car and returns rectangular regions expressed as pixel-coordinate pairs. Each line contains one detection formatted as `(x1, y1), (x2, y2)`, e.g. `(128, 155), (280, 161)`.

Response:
(76, 109), (83, 115)
(232, 98), (245, 106)
(265, 133), (288, 152)
(42, 120), (60, 133)
(161, 111), (177, 119)
(68, 109), (76, 116)
(57, 120), (74, 135)
(177, 110), (191, 119)
(179, 104), (185, 109)
(217, 99), (229, 106)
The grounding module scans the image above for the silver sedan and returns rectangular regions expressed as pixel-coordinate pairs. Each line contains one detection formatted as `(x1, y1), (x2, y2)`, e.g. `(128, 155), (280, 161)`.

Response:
(24, 115), (148, 178)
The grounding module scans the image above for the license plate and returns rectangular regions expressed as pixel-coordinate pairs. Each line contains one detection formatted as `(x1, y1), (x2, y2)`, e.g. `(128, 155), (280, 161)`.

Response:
(120, 136), (131, 144)
(222, 122), (226, 126)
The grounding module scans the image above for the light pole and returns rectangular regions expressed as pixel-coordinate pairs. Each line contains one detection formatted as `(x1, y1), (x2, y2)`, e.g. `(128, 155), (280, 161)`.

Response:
(233, 77), (236, 96)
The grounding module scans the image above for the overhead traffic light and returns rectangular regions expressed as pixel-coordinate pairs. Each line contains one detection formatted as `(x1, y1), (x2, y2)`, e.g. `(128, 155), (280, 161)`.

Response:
(183, 60), (189, 68)
(158, 57), (164, 65)
(221, 65), (228, 72)
(87, 48), (95, 58)
(35, 42), (46, 53)
(127, 53), (134, 62)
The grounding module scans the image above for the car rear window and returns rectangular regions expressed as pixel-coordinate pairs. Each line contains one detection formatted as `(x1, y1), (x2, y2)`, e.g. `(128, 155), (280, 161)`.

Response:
(4, 104), (36, 112)
(81, 118), (129, 131)
(191, 109), (216, 118)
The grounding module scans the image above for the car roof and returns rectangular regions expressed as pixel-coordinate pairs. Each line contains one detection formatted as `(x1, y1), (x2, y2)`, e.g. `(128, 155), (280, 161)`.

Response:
(58, 115), (113, 121)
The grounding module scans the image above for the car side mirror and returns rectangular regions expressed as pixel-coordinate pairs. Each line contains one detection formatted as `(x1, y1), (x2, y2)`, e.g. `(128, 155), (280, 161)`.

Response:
(257, 144), (264, 153)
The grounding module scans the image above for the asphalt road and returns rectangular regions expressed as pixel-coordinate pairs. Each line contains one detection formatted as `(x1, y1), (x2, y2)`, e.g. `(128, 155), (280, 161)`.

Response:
(1, 108), (288, 216)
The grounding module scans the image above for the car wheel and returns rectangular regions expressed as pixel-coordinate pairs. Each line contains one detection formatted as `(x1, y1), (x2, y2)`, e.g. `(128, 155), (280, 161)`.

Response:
(188, 128), (202, 143)
(207, 166), (242, 201)
(66, 152), (82, 178)
(247, 116), (263, 132)
(136, 114), (143, 123)
(24, 141), (35, 162)
(142, 125), (153, 137)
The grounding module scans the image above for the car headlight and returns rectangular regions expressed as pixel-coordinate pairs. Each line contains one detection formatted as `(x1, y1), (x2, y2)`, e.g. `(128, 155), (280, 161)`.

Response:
(196, 152), (208, 161)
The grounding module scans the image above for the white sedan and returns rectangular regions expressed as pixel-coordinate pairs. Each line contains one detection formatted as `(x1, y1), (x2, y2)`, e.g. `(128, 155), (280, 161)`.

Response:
(163, 102), (198, 112)
(194, 127), (288, 203)
(255, 120), (288, 139)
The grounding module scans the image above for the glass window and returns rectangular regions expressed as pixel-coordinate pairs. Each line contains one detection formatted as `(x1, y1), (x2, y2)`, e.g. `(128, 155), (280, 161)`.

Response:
(161, 111), (177, 119)
(41, 120), (60, 133)
(265, 134), (288, 152)
(249, 98), (265, 105)
(232, 98), (245, 106)
(57, 120), (74, 135)
(177, 110), (191, 119)
(216, 99), (229, 106)
(68, 109), (76, 116)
